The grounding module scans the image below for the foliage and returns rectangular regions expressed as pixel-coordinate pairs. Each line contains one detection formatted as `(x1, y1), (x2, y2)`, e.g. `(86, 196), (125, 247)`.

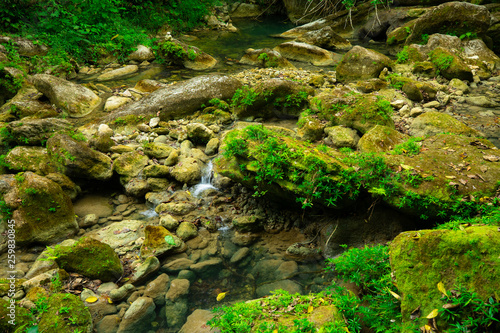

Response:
(155, 40), (197, 64)
(257, 52), (278, 68)
(391, 137), (422, 156)
(231, 86), (259, 108)
(396, 46), (409, 64)
(429, 49), (454, 76)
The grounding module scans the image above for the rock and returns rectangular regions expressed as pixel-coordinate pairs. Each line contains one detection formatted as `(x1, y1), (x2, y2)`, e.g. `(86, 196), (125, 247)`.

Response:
(157, 38), (217, 70)
(79, 213), (98, 228)
(336, 46), (393, 82)
(205, 138), (219, 156)
(297, 115), (324, 141)
(128, 45), (155, 61)
(165, 279), (190, 302)
(184, 51), (218, 71)
(277, 261), (298, 279)
(186, 123), (214, 144)
(159, 214), (180, 230)
(113, 151), (149, 179)
(0, 86), (57, 119)
(390, 226), (500, 330)
(233, 215), (264, 232)
(47, 133), (113, 180)
(465, 96), (499, 108)
(162, 258), (194, 274)
(324, 126), (360, 149)
(142, 164), (170, 177)
(104, 75), (241, 122)
(409, 111), (481, 137)
(256, 280), (302, 297)
(7, 118), (72, 145)
(448, 78), (469, 93)
(110, 284), (135, 302)
(143, 273), (170, 306)
(0, 172), (77, 246)
(32, 74), (101, 117)
(134, 79), (166, 93)
(130, 256), (160, 284)
(143, 142), (175, 159)
(55, 237), (123, 282)
(124, 178), (149, 197)
(38, 293), (92, 333)
(239, 48), (295, 69)
(97, 65), (139, 81)
(96, 315), (121, 333)
(274, 41), (335, 66)
(170, 157), (202, 185)
(117, 297), (156, 333)
(230, 3), (261, 17)
(230, 247), (249, 264)
(179, 309), (217, 333)
(156, 202), (196, 216)
(357, 125), (408, 153)
(140, 225), (184, 258)
(164, 298), (189, 329)
(189, 258), (223, 278)
(4, 146), (55, 175)
(297, 26), (352, 50)
(176, 222), (198, 241)
(402, 81), (423, 102)
(88, 220), (144, 249)
(104, 96), (132, 112)
(11, 37), (48, 57)
(406, 2), (491, 45)
(429, 47), (473, 81)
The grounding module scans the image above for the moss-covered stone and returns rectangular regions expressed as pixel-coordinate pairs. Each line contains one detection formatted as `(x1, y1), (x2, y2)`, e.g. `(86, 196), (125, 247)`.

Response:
(112, 151), (149, 178)
(390, 226), (500, 331)
(296, 115), (325, 141)
(54, 236), (123, 282)
(0, 278), (26, 297)
(2, 172), (78, 246)
(143, 142), (174, 159)
(409, 111), (480, 138)
(37, 293), (92, 333)
(4, 146), (56, 175)
(429, 47), (473, 81)
(0, 298), (34, 333)
(140, 225), (184, 258)
(336, 46), (393, 82)
(358, 125), (408, 153)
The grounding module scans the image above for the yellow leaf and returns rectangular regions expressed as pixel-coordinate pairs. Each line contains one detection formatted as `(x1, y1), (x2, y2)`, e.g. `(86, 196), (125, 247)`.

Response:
(426, 308), (439, 319)
(85, 296), (98, 303)
(401, 164), (414, 170)
(216, 292), (227, 301)
(307, 305), (314, 313)
(273, 330), (278, 333)
(186, 190), (191, 196)
(111, 34), (119, 40)
(437, 282), (447, 296)
(387, 289), (401, 300)
(424, 324), (432, 331)
(108, 298), (113, 304)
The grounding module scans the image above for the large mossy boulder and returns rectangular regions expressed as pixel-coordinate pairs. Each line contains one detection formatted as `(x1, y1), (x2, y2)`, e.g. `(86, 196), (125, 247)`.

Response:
(140, 225), (184, 259)
(54, 237), (123, 282)
(405, 2), (491, 45)
(112, 151), (149, 180)
(7, 118), (72, 145)
(336, 46), (393, 83)
(37, 293), (93, 333)
(429, 47), (473, 81)
(32, 74), (101, 118)
(384, 134), (500, 217)
(4, 146), (56, 175)
(312, 90), (394, 134)
(103, 75), (241, 122)
(0, 172), (77, 246)
(47, 133), (113, 180)
(390, 226), (500, 331)
(357, 125), (408, 153)
(0, 298), (33, 333)
(409, 111), (480, 138)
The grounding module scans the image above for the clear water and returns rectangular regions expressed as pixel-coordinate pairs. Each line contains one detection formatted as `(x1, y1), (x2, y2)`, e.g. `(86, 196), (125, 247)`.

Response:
(191, 160), (217, 197)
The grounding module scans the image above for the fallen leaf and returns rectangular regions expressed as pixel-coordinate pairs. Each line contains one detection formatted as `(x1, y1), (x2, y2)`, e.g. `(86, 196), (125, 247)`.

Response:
(85, 296), (98, 303)
(388, 289), (401, 300)
(483, 155), (500, 162)
(443, 303), (459, 309)
(445, 176), (456, 179)
(480, 165), (489, 173)
(308, 305), (314, 313)
(437, 282), (447, 297)
(426, 309), (439, 319)
(467, 174), (477, 179)
(164, 235), (176, 245)
(216, 292), (227, 301)
(466, 166), (471, 171)
(459, 179), (467, 185)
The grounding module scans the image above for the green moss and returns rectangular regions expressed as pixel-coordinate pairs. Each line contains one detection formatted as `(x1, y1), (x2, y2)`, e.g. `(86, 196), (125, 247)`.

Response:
(390, 226), (500, 331)
(0, 298), (34, 333)
(54, 237), (123, 282)
(37, 293), (92, 333)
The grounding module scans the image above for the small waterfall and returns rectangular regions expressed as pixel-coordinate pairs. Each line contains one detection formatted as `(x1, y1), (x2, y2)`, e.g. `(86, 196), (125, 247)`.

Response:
(191, 160), (217, 197)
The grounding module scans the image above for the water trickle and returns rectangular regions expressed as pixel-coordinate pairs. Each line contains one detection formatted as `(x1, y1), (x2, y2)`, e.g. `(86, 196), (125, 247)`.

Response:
(191, 160), (217, 198)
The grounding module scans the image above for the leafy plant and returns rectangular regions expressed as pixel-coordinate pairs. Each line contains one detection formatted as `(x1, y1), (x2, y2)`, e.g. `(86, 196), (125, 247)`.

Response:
(391, 137), (423, 156)
(231, 86), (259, 108)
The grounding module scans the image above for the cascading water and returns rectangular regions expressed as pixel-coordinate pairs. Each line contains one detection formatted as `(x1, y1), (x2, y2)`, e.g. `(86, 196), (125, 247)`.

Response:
(191, 160), (217, 197)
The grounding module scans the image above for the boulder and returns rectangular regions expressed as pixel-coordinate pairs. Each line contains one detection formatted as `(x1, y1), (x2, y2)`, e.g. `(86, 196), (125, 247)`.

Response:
(0, 86), (57, 119)
(32, 74), (101, 118)
(165, 279), (190, 302)
(140, 225), (184, 258)
(128, 44), (155, 62)
(357, 125), (408, 153)
(274, 41), (335, 66)
(297, 26), (352, 50)
(296, 115), (324, 141)
(103, 75), (242, 122)
(186, 123), (214, 144)
(38, 293), (92, 333)
(143, 273), (170, 306)
(87, 220), (144, 249)
(176, 222), (198, 240)
(324, 126), (360, 149)
(4, 146), (56, 175)
(104, 96), (132, 112)
(336, 46), (393, 82)
(179, 309), (217, 333)
(117, 297), (156, 333)
(406, 2), (491, 45)
(47, 133), (113, 180)
(54, 237), (123, 282)
(390, 226), (500, 331)
(112, 151), (149, 178)
(0, 172), (77, 246)
(7, 118), (72, 145)
(170, 157), (202, 185)
(143, 142), (175, 159)
(239, 48), (295, 69)
(409, 111), (480, 138)
(156, 38), (217, 71)
(10, 37), (48, 57)
(230, 3), (261, 18)
(429, 47), (473, 81)
(97, 65), (139, 81)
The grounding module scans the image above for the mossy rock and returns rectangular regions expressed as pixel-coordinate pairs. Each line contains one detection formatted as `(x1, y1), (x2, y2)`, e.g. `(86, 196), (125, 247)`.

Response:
(429, 47), (473, 81)
(390, 226), (500, 331)
(387, 19), (417, 46)
(409, 111), (480, 138)
(296, 115), (325, 142)
(412, 61), (437, 77)
(4, 172), (78, 246)
(384, 134), (500, 217)
(4, 146), (56, 175)
(358, 125), (408, 153)
(140, 225), (184, 258)
(336, 46), (393, 82)
(143, 142), (175, 159)
(239, 48), (295, 69)
(112, 150), (149, 178)
(0, 298), (34, 333)
(0, 278), (26, 297)
(54, 236), (123, 282)
(37, 293), (92, 333)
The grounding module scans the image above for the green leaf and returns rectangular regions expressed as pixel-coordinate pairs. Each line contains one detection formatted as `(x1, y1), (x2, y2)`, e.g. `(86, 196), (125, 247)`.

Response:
(164, 235), (176, 245)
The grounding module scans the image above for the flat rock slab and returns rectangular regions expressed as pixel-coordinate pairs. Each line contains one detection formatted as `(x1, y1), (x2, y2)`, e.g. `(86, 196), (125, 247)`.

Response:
(88, 220), (144, 249)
